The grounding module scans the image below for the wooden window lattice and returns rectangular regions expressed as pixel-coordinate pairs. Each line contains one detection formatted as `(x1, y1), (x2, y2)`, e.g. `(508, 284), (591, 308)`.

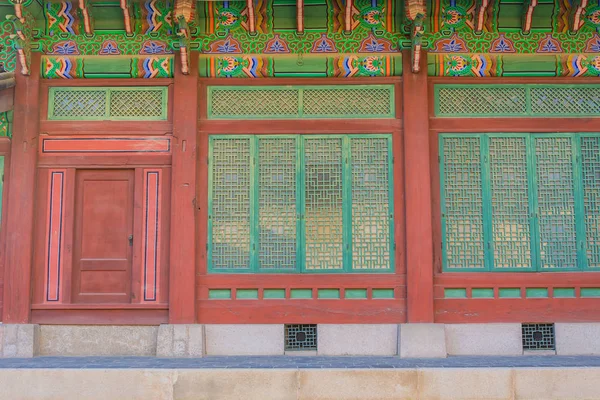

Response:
(440, 133), (600, 272)
(207, 85), (395, 120)
(208, 135), (394, 273)
(435, 84), (600, 117)
(48, 87), (168, 121)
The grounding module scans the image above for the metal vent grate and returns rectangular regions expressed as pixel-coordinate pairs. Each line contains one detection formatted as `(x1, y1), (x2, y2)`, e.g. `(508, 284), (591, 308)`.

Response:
(207, 85), (395, 119)
(522, 323), (555, 350)
(48, 87), (168, 121)
(435, 84), (600, 117)
(285, 324), (317, 351)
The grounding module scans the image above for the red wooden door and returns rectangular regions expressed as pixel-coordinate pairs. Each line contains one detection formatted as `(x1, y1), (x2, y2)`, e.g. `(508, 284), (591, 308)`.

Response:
(72, 170), (134, 303)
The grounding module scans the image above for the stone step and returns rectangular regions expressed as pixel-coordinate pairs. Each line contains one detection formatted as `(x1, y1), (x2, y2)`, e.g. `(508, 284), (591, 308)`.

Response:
(0, 356), (599, 399)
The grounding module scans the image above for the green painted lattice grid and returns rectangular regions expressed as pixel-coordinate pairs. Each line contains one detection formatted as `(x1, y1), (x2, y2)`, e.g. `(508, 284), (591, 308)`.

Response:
(435, 85), (527, 117)
(440, 136), (486, 270)
(48, 87), (168, 121)
(534, 137), (578, 269)
(530, 87), (600, 116)
(207, 135), (394, 273)
(258, 137), (298, 271)
(209, 138), (252, 271)
(303, 137), (344, 271)
(435, 85), (600, 117)
(350, 137), (393, 270)
(207, 85), (395, 119)
(440, 133), (600, 272)
(579, 136), (600, 269)
(488, 136), (533, 269)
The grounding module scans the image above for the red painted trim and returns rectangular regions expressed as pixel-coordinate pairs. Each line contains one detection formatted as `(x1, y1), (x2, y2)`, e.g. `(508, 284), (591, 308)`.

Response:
(2, 53), (41, 323)
(142, 169), (161, 302)
(435, 299), (600, 323)
(31, 308), (168, 325)
(169, 52), (198, 323)
(43, 170), (66, 303)
(403, 51), (434, 322)
(40, 137), (171, 154)
(197, 299), (405, 324)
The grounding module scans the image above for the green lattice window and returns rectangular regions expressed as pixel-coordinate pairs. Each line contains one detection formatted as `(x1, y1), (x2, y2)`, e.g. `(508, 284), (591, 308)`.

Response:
(48, 87), (168, 121)
(207, 85), (395, 119)
(208, 135), (394, 273)
(440, 133), (600, 272)
(435, 84), (600, 117)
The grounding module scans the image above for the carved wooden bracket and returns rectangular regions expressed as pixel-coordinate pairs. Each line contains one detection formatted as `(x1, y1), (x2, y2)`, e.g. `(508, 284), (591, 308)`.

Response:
(79, 0), (94, 35)
(474, 0), (489, 33)
(247, 0), (256, 33)
(297, 0), (304, 34)
(405, 0), (426, 73)
(522, 0), (537, 33)
(120, 0), (134, 35)
(345, 0), (353, 33)
(570, 0), (589, 32)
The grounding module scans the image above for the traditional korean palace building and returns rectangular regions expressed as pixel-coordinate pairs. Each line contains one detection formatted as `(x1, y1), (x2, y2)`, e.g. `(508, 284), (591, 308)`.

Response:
(0, 0), (599, 358)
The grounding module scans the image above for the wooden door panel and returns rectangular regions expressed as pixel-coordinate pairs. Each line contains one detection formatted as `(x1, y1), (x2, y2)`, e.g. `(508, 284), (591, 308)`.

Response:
(73, 170), (134, 303)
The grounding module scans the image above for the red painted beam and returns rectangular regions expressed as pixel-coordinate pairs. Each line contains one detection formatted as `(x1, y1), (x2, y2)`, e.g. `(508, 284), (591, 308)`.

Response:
(403, 51), (434, 322)
(2, 53), (41, 323)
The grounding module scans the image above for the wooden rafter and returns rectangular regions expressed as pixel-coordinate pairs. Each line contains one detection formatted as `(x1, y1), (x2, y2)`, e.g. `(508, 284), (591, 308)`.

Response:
(474, 0), (489, 33)
(522, 0), (537, 33)
(79, 0), (93, 35)
(345, 0), (353, 33)
(247, 0), (256, 33)
(120, 0), (134, 35)
(570, 0), (589, 32)
(297, 0), (304, 34)
(405, 0), (426, 73)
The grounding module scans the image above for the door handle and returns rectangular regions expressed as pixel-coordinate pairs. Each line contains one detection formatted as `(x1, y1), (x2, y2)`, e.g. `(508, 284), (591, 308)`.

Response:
(128, 235), (133, 246)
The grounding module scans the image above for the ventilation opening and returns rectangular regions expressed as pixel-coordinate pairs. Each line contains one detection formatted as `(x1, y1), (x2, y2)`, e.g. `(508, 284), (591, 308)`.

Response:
(522, 323), (555, 350)
(285, 324), (317, 351)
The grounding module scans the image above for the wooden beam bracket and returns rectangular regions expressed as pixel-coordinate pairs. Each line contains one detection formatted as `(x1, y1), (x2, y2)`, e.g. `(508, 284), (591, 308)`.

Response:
(474, 0), (489, 33)
(522, 0), (537, 34)
(409, 14), (425, 73)
(246, 0), (256, 34)
(6, 15), (31, 76)
(297, 0), (304, 34)
(120, 0), (134, 35)
(570, 0), (589, 32)
(176, 15), (191, 75)
(78, 0), (94, 35)
(344, 0), (353, 33)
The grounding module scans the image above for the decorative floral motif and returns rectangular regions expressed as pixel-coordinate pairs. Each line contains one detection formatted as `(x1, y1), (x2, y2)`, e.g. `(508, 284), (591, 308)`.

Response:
(139, 40), (171, 55)
(359, 7), (384, 29)
(218, 8), (241, 29)
(490, 34), (515, 53)
(311, 34), (338, 53)
(431, 34), (469, 53)
(49, 40), (80, 55)
(99, 40), (121, 55)
(264, 35), (290, 53)
(584, 35), (600, 52)
(537, 34), (563, 53)
(206, 35), (242, 54)
(584, 6), (600, 28)
(358, 34), (395, 53)
(442, 6), (467, 29)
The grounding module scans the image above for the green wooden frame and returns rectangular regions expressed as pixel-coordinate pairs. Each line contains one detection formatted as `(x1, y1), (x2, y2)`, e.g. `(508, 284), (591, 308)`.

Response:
(208, 134), (395, 274)
(206, 85), (396, 120)
(440, 132), (600, 272)
(47, 86), (169, 121)
(434, 84), (600, 118)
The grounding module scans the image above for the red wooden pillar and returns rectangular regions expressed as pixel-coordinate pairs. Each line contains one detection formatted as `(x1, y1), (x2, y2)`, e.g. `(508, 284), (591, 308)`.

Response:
(2, 54), (41, 323)
(169, 53), (198, 323)
(402, 51), (434, 322)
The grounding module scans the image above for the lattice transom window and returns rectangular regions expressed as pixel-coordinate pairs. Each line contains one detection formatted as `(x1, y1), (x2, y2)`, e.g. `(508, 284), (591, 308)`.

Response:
(440, 133), (600, 272)
(48, 87), (168, 121)
(208, 135), (394, 273)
